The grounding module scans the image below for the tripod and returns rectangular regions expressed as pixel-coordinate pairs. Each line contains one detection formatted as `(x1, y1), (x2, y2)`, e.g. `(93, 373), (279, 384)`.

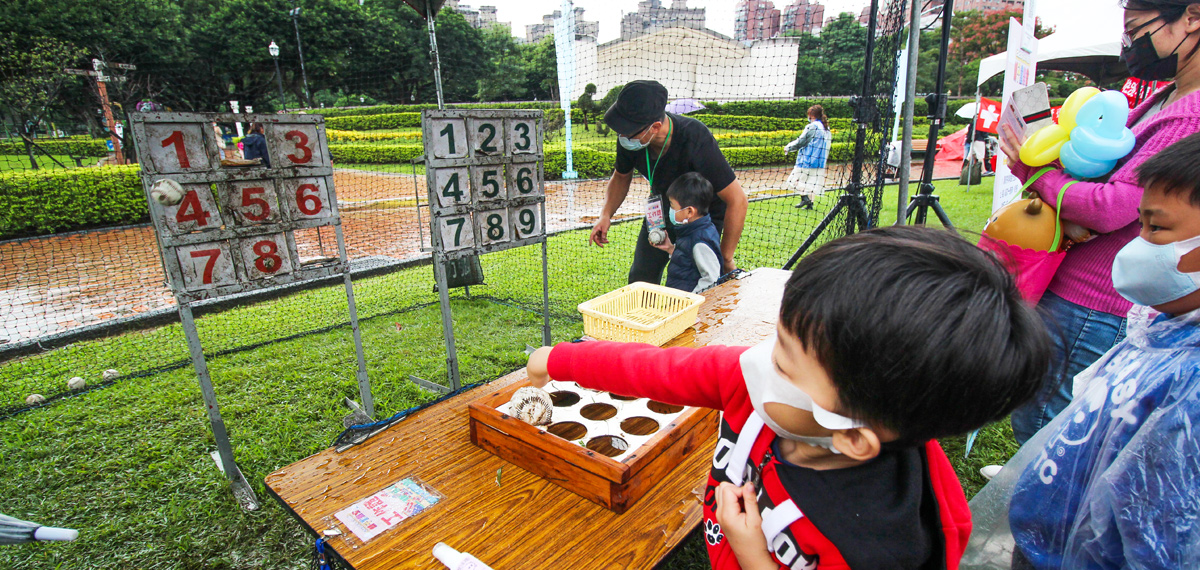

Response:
(784, 0), (884, 270)
(904, 0), (955, 229)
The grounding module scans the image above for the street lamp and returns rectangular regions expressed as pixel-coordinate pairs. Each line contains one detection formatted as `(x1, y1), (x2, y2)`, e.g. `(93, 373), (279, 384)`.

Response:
(289, 3), (312, 107)
(269, 41), (287, 112)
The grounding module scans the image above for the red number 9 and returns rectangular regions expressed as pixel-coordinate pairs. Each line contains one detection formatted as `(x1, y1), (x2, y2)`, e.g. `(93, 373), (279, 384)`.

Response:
(296, 184), (323, 216)
(285, 130), (313, 164)
(253, 240), (282, 273)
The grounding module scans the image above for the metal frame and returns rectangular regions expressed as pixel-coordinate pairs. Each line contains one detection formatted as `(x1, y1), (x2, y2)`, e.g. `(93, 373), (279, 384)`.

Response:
(129, 111), (374, 511)
(421, 109), (551, 390)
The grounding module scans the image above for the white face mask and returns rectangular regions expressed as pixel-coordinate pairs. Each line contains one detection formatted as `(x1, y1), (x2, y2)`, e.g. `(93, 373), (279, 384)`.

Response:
(739, 335), (864, 450)
(1113, 235), (1200, 306)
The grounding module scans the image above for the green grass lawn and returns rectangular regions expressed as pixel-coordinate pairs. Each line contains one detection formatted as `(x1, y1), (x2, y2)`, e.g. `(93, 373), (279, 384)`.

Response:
(0, 154), (92, 171)
(0, 177), (1011, 569)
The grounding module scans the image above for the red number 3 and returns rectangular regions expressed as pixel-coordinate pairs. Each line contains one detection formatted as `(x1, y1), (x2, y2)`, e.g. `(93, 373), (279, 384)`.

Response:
(285, 130), (313, 164)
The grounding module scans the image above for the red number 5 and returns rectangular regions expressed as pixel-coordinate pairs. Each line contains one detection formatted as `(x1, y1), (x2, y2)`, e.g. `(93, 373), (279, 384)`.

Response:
(285, 130), (313, 164)
(296, 184), (323, 216)
(241, 187), (270, 221)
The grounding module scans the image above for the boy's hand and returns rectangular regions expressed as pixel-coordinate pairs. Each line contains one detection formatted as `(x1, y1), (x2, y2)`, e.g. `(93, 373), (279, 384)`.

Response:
(526, 346), (554, 389)
(714, 482), (774, 569)
(651, 235), (675, 255)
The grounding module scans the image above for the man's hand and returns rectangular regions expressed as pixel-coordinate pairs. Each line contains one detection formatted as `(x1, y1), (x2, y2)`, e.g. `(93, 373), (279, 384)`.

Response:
(526, 346), (554, 388)
(723, 257), (736, 274)
(590, 217), (612, 247)
(714, 482), (775, 570)
(651, 234), (675, 255)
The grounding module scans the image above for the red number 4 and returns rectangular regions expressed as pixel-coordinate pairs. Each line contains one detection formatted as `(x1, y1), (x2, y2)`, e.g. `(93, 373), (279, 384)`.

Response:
(175, 191), (211, 226)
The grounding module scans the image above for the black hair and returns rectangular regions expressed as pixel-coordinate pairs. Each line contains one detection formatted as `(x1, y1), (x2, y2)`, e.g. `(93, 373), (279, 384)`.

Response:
(780, 226), (1051, 444)
(666, 172), (713, 215)
(1137, 132), (1200, 205)
(1121, 1), (1196, 23)
(250, 122), (264, 134)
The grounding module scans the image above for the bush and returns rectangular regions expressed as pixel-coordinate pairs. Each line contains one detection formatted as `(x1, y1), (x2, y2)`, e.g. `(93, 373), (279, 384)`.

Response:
(328, 144), (424, 164)
(325, 113), (422, 131)
(695, 115), (810, 131)
(315, 101), (562, 118)
(0, 139), (109, 158)
(0, 166), (145, 239)
(326, 130), (422, 143)
(696, 98), (976, 124)
(544, 148), (616, 180)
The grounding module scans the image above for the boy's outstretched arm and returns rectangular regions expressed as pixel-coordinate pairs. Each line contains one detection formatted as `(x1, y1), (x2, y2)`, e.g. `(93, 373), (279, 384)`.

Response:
(715, 482), (779, 570)
(526, 342), (748, 410)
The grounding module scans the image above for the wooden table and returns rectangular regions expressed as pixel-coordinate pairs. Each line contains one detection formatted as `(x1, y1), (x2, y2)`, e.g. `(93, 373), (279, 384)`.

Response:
(266, 268), (791, 569)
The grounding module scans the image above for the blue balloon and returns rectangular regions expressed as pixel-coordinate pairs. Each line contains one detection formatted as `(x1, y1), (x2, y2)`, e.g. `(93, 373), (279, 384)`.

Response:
(1061, 91), (1136, 179)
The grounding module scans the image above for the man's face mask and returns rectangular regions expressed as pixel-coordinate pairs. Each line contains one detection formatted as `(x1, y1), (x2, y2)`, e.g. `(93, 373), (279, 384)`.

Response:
(618, 124), (656, 151)
(739, 335), (864, 452)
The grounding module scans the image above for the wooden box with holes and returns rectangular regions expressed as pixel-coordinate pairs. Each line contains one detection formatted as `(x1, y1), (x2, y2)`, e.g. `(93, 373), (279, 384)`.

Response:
(421, 110), (547, 260)
(129, 112), (347, 302)
(467, 379), (718, 514)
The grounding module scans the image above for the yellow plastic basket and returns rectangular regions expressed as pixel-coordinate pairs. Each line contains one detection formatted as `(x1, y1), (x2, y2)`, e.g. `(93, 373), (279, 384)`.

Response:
(577, 283), (706, 346)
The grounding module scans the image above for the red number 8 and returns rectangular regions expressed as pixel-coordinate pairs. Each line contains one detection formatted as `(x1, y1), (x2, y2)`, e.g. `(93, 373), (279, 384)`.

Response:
(285, 130), (313, 164)
(253, 240), (282, 273)
(296, 184), (323, 216)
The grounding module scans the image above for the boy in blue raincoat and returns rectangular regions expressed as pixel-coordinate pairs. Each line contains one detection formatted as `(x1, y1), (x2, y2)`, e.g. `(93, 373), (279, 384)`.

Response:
(961, 133), (1200, 570)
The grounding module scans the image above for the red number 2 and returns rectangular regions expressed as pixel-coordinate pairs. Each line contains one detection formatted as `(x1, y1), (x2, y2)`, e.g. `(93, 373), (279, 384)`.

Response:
(175, 191), (211, 226)
(285, 130), (313, 164)
(241, 187), (270, 221)
(162, 131), (190, 168)
(189, 249), (221, 284)
(252, 240), (282, 274)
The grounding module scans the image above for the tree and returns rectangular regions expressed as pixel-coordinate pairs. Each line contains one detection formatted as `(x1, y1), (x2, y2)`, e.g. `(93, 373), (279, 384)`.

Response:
(476, 25), (528, 102)
(521, 35), (558, 101)
(790, 13), (867, 97)
(948, 10), (1054, 95)
(576, 83), (598, 131)
(0, 35), (85, 168)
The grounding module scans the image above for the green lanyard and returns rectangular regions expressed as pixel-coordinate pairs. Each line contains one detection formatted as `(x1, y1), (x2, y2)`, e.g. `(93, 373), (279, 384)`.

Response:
(644, 118), (674, 189)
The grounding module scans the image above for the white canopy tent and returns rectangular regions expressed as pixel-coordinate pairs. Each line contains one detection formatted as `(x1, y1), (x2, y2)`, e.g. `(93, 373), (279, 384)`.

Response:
(977, 33), (1125, 87)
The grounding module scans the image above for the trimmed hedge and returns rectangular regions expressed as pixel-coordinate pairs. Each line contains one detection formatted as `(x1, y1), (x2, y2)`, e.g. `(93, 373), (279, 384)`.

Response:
(696, 115), (809, 131)
(697, 98), (976, 124)
(315, 101), (562, 118)
(325, 113), (422, 131)
(0, 139), (109, 158)
(328, 144), (424, 164)
(326, 129), (422, 143)
(0, 165), (145, 239)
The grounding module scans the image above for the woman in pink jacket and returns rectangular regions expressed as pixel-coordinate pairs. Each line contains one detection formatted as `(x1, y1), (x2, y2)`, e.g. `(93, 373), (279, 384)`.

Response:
(999, 0), (1200, 445)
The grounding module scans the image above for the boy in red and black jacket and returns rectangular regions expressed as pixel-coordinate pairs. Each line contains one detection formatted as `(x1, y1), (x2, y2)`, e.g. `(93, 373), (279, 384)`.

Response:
(527, 227), (1051, 570)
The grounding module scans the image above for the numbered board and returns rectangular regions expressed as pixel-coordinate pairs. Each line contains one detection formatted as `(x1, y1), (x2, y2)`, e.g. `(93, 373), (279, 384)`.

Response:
(422, 110), (546, 259)
(130, 112), (345, 302)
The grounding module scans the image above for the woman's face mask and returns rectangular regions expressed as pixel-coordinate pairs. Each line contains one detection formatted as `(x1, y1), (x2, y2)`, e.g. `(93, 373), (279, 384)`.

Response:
(739, 335), (863, 451)
(1121, 15), (1194, 81)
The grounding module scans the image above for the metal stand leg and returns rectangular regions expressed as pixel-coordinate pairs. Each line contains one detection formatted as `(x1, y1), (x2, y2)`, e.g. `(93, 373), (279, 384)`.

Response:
(179, 303), (259, 511)
(432, 254), (461, 390)
(540, 201), (552, 347)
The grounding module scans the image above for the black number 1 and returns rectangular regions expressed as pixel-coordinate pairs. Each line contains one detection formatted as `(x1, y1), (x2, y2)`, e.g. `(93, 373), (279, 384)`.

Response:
(440, 123), (456, 154)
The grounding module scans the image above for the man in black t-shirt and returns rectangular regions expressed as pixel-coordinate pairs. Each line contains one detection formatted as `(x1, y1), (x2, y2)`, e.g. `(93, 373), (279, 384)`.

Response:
(590, 80), (748, 285)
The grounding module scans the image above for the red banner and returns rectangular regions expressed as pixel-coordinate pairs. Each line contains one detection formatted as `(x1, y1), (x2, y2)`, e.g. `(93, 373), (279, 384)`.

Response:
(1121, 77), (1171, 108)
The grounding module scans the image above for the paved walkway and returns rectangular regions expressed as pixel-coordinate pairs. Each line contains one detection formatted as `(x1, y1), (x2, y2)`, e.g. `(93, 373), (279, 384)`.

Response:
(0, 160), (964, 343)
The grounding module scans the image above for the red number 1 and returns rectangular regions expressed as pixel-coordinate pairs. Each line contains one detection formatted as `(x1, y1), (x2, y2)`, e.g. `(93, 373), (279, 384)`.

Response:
(189, 249), (221, 284)
(162, 131), (190, 168)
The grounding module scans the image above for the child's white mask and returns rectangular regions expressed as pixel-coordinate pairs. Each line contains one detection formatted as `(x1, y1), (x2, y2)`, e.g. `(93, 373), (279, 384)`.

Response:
(739, 335), (864, 449)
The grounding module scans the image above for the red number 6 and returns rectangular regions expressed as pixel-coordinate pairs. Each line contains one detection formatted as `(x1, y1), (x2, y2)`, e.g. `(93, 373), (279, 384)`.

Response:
(285, 130), (313, 164)
(296, 184), (323, 216)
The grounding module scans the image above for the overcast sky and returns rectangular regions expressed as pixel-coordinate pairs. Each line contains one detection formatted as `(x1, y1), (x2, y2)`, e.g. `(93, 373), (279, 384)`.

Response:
(477, 0), (1124, 46)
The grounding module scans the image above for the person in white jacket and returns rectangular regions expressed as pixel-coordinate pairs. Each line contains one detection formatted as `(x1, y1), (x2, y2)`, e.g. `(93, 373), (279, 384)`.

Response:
(783, 105), (834, 209)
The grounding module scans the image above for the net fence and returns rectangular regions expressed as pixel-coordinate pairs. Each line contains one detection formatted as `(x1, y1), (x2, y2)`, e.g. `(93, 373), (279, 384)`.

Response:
(0, 0), (915, 419)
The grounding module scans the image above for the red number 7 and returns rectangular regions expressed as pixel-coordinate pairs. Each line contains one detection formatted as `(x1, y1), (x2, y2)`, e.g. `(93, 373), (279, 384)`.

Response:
(189, 249), (221, 284)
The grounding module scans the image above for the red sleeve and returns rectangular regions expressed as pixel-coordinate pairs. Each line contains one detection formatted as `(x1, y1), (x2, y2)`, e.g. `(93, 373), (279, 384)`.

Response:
(546, 341), (749, 411)
(924, 440), (972, 570)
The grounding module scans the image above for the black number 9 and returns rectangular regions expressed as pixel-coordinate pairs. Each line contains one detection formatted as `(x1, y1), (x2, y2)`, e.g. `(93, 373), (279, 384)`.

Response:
(518, 208), (536, 235)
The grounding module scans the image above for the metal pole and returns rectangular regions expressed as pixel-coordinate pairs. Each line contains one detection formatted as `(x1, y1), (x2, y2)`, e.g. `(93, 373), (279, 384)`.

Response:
(426, 0), (446, 110)
(540, 199), (552, 347)
(291, 4), (311, 106)
(273, 56), (287, 112)
(896, 0), (920, 225)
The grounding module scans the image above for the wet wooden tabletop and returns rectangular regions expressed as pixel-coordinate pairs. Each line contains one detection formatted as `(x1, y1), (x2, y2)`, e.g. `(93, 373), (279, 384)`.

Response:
(265, 268), (790, 569)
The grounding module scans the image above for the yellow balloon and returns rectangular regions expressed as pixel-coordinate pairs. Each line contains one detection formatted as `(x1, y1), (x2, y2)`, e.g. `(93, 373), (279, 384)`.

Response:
(1018, 87), (1101, 166)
